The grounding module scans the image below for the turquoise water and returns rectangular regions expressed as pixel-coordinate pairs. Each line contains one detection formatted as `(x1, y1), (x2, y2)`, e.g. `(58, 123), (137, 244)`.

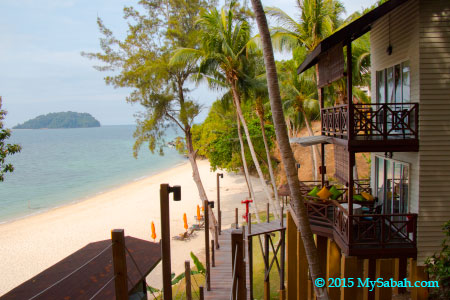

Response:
(0, 125), (186, 223)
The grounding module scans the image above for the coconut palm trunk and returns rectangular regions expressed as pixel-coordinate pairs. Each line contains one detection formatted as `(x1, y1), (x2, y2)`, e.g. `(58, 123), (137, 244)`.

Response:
(256, 100), (281, 209)
(249, 0), (328, 298)
(230, 82), (281, 219)
(236, 114), (261, 223)
(301, 109), (320, 181)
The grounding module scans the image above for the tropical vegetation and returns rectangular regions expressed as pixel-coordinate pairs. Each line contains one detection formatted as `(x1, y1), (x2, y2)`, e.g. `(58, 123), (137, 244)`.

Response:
(0, 96), (21, 182)
(13, 112), (100, 129)
(86, 0), (376, 298)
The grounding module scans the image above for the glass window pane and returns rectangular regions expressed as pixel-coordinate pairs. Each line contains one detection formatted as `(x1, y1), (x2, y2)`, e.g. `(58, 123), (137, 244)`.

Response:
(376, 157), (385, 206)
(385, 160), (392, 214)
(402, 61), (410, 102)
(377, 70), (386, 104)
(395, 64), (402, 103)
(387, 67), (394, 103)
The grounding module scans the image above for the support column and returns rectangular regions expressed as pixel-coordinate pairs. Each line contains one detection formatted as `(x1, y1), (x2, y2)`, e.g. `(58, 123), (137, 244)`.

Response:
(410, 259), (429, 300)
(393, 258), (407, 294)
(363, 259), (376, 300)
(297, 230), (309, 300)
(340, 255), (362, 300)
(375, 259), (394, 300)
(286, 211), (298, 300)
(327, 239), (341, 300)
(316, 235), (328, 276)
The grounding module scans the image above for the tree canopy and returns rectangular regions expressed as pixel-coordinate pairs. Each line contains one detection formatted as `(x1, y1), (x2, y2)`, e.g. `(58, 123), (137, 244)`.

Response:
(0, 97), (21, 181)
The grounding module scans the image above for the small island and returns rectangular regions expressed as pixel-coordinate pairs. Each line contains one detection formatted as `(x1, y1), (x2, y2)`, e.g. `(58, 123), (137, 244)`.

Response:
(13, 112), (101, 129)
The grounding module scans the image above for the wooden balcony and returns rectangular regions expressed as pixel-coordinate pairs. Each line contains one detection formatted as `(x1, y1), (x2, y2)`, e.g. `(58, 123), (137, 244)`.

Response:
(303, 199), (417, 259)
(321, 103), (419, 152)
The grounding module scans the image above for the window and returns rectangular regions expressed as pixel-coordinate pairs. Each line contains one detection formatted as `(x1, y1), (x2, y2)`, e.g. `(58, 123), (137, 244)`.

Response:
(374, 156), (410, 214)
(376, 60), (410, 104)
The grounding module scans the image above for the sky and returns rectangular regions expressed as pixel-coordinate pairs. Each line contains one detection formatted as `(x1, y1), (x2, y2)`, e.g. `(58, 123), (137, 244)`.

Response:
(0, 0), (376, 127)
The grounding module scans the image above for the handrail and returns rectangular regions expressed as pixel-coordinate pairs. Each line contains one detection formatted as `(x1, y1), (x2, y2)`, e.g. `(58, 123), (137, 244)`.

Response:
(230, 244), (238, 300)
(303, 200), (417, 250)
(321, 102), (419, 140)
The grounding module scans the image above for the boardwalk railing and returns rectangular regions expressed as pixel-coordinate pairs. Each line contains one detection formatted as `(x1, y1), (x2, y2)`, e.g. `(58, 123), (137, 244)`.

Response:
(230, 229), (246, 300)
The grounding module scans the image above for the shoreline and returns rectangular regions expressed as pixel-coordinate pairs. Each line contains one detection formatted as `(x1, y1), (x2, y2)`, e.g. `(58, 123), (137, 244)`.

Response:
(0, 159), (266, 295)
(0, 160), (189, 226)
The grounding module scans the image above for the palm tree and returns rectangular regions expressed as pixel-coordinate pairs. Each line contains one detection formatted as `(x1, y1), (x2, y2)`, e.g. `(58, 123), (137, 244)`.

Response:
(249, 0), (329, 298)
(171, 1), (281, 219)
(277, 57), (321, 180)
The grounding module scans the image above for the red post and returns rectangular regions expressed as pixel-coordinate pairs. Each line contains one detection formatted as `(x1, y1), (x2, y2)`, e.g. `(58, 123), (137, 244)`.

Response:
(241, 199), (253, 223)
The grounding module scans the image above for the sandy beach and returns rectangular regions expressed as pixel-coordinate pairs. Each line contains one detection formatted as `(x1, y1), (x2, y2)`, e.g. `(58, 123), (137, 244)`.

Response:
(0, 159), (266, 295)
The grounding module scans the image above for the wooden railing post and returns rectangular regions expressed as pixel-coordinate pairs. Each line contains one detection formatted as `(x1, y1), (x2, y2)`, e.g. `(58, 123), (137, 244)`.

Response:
(235, 208), (239, 228)
(217, 173), (223, 234)
(111, 229), (128, 300)
(231, 229), (246, 300)
(266, 203), (270, 223)
(204, 200), (211, 291)
(211, 240), (215, 267)
(185, 261), (192, 300)
(264, 233), (270, 300)
(199, 286), (204, 300)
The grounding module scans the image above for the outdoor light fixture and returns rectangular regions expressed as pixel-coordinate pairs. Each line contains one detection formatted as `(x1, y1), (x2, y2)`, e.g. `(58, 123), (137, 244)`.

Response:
(218, 173), (223, 178)
(296, 163), (301, 169)
(208, 201), (215, 208)
(169, 185), (181, 201)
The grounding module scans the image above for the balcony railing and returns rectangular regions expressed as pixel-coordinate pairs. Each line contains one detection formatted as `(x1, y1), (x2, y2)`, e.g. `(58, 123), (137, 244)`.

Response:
(321, 103), (419, 140)
(304, 199), (417, 250)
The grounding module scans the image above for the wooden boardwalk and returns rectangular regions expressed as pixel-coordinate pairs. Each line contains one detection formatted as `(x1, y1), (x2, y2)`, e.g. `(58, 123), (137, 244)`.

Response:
(204, 221), (285, 300)
(204, 227), (250, 300)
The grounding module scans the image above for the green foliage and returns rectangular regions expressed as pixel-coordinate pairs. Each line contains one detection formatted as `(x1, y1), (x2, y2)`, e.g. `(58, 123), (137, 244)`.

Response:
(0, 97), (21, 182)
(190, 251), (206, 275)
(13, 112), (100, 129)
(192, 100), (275, 174)
(83, 0), (216, 157)
(425, 221), (450, 299)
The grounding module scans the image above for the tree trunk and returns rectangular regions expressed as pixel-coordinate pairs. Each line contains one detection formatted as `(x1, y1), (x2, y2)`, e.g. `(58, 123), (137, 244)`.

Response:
(301, 110), (319, 181)
(231, 82), (281, 219)
(249, 0), (328, 298)
(185, 128), (209, 203)
(236, 114), (261, 223)
(256, 107), (281, 210)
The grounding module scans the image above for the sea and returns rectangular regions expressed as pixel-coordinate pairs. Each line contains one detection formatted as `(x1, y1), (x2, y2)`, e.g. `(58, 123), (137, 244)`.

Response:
(0, 125), (186, 223)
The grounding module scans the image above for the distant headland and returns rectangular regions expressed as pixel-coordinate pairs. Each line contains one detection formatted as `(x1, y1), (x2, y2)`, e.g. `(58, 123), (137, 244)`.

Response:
(13, 112), (101, 129)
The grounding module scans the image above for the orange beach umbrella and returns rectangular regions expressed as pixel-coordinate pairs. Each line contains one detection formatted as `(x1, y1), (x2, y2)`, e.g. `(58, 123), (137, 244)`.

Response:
(151, 221), (156, 241)
(197, 205), (201, 221)
(183, 213), (188, 231)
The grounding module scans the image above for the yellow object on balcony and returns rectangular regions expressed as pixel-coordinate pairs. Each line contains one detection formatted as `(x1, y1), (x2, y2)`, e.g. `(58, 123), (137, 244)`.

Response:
(317, 186), (332, 200)
(361, 191), (374, 201)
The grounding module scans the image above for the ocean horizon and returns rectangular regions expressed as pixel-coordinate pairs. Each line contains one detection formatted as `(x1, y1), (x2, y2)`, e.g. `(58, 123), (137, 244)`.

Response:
(0, 125), (186, 223)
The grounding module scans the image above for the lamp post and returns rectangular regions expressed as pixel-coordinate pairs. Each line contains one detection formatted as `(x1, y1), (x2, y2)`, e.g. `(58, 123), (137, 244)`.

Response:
(160, 183), (181, 300)
(216, 173), (223, 234)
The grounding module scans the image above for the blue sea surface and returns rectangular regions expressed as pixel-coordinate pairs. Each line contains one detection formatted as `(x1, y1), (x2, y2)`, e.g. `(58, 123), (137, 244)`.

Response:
(0, 125), (186, 223)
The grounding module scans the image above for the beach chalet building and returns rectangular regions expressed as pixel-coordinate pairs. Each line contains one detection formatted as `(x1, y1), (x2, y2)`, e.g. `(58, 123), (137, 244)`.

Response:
(286, 0), (450, 299)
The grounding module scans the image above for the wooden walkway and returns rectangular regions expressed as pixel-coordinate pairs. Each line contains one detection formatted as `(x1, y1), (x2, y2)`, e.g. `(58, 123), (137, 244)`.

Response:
(204, 221), (285, 300)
